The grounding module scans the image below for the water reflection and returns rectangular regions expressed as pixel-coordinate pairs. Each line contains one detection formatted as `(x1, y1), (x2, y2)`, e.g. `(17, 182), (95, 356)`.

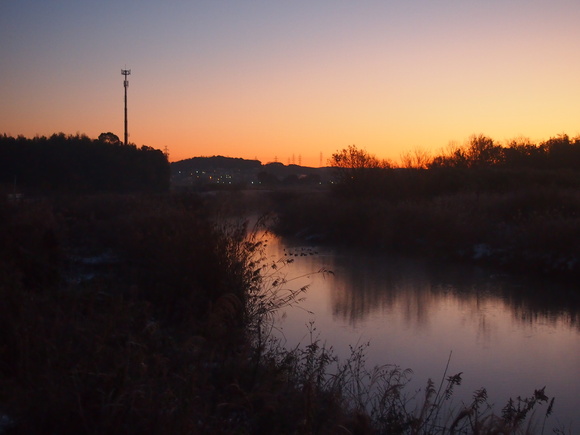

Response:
(326, 250), (580, 332)
(265, 234), (580, 429)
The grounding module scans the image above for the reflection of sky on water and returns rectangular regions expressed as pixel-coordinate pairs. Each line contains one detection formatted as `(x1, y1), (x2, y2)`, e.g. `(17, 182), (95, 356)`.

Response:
(264, 234), (580, 430)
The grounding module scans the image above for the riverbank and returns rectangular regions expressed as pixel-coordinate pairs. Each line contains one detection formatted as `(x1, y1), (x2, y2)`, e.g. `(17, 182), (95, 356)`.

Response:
(0, 193), (562, 434)
(267, 185), (580, 287)
(0, 193), (255, 433)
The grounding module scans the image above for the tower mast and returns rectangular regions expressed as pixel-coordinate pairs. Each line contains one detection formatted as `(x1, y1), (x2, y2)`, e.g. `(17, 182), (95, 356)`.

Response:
(121, 69), (131, 145)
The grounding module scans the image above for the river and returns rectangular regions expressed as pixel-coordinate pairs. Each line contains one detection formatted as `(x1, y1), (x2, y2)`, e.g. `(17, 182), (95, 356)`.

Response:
(261, 232), (580, 431)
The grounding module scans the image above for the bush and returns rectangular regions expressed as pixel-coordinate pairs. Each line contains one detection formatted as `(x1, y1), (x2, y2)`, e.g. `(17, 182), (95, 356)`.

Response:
(0, 193), (564, 434)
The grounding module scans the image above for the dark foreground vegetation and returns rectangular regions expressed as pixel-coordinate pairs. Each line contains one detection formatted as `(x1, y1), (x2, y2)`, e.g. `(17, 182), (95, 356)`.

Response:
(0, 193), (561, 434)
(0, 132), (570, 433)
(272, 134), (580, 285)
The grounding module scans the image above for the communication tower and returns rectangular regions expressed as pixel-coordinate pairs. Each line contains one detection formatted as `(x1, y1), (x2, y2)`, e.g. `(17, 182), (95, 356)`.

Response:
(122, 69), (131, 145)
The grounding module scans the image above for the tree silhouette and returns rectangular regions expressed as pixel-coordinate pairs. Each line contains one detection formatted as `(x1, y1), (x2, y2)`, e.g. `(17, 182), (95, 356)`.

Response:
(98, 132), (121, 145)
(0, 133), (169, 193)
(465, 134), (504, 167)
(330, 145), (391, 196)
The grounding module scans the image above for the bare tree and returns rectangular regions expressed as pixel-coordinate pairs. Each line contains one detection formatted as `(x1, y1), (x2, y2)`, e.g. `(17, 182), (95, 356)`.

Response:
(400, 147), (432, 169)
(329, 145), (391, 194)
(465, 134), (503, 167)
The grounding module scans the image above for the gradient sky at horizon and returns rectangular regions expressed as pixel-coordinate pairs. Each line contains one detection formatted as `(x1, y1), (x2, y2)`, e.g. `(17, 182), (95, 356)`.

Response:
(1, 1), (579, 166)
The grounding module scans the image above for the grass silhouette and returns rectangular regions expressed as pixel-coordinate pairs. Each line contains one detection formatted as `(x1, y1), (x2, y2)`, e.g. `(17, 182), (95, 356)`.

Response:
(0, 192), (564, 434)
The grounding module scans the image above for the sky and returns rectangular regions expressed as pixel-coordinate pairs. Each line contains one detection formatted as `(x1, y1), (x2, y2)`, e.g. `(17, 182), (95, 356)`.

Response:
(1, 1), (580, 166)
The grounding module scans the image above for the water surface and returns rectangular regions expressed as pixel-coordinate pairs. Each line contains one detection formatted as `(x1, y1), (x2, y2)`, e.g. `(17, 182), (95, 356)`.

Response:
(263, 234), (580, 430)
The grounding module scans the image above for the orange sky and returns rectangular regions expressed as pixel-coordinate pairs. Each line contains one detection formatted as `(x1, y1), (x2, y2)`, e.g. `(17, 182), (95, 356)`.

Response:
(2, 1), (580, 167)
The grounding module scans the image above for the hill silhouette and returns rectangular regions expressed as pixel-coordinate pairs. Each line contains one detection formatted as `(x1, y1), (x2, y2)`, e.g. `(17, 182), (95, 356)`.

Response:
(171, 156), (333, 187)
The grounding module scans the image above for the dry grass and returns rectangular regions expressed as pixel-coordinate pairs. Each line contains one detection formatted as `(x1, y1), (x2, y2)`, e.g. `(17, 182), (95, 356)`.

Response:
(0, 193), (565, 434)
(270, 184), (580, 281)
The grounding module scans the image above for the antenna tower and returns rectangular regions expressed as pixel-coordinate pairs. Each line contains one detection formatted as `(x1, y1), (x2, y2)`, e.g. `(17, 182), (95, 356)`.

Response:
(122, 69), (131, 145)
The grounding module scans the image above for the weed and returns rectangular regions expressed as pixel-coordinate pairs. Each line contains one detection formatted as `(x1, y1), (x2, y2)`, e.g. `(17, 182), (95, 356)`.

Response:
(0, 193), (562, 434)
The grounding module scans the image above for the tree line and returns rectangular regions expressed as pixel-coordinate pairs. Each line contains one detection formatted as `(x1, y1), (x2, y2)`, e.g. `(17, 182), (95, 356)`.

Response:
(0, 133), (170, 194)
(427, 134), (580, 170)
(330, 134), (580, 198)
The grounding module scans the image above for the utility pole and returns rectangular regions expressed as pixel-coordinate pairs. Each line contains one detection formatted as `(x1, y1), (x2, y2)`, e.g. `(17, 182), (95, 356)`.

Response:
(122, 69), (131, 145)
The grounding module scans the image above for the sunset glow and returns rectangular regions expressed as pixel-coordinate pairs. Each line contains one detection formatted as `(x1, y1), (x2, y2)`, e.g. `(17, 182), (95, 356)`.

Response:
(2, 1), (580, 166)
